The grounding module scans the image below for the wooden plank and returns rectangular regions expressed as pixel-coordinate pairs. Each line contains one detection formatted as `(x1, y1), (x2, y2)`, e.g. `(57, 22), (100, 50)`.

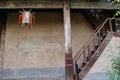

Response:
(71, 2), (118, 9)
(0, 1), (63, 9)
(63, 0), (74, 80)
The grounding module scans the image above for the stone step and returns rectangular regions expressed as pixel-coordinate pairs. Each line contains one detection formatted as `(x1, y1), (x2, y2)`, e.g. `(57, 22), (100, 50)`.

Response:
(84, 72), (110, 80)
(1, 67), (65, 80)
(2, 77), (64, 80)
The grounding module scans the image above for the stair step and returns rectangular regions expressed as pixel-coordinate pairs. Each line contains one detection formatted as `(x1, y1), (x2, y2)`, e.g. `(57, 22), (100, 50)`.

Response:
(84, 72), (110, 80)
(102, 34), (107, 39)
(113, 33), (120, 37)
(95, 45), (99, 50)
(86, 56), (90, 61)
(1, 67), (65, 80)
(101, 34), (107, 42)
(116, 32), (120, 37)
(2, 77), (64, 80)
(78, 67), (83, 73)
(115, 23), (120, 26)
(116, 33), (119, 37)
(113, 33), (117, 37)
(101, 39), (103, 42)
(91, 50), (95, 55)
(82, 62), (87, 67)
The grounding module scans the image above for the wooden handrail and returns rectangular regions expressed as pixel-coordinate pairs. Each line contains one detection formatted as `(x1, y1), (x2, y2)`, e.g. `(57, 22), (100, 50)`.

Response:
(74, 18), (109, 63)
(74, 18), (120, 63)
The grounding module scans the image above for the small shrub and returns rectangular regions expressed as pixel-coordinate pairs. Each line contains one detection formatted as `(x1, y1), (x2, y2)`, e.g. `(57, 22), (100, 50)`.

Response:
(106, 46), (120, 80)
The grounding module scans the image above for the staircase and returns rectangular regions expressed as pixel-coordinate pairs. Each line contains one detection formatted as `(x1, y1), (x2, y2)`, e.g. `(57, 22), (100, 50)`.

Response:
(73, 18), (120, 80)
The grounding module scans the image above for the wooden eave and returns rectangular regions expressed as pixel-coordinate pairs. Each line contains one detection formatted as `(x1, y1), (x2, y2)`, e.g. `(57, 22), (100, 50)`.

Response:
(0, 1), (119, 10)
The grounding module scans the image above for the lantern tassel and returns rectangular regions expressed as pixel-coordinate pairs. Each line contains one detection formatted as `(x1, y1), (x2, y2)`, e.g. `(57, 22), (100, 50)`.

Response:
(26, 25), (29, 37)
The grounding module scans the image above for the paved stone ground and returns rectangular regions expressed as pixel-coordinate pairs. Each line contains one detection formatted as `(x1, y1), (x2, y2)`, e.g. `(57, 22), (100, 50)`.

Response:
(1, 67), (65, 80)
(0, 51), (3, 79)
(2, 77), (64, 80)
(84, 72), (110, 80)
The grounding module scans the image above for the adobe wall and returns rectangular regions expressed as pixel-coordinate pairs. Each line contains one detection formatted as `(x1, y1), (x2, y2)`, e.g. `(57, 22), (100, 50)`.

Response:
(4, 12), (94, 68)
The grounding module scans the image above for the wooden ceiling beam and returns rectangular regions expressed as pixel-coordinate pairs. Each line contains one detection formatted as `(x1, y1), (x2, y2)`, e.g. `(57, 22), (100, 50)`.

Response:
(0, 1), (63, 9)
(0, 1), (118, 10)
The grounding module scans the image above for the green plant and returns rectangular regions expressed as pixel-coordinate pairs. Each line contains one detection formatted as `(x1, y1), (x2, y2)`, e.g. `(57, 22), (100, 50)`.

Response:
(105, 46), (120, 80)
(109, 0), (120, 17)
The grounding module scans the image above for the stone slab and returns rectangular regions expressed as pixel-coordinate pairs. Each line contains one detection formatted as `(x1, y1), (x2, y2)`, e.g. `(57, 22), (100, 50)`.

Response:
(1, 67), (65, 80)
(84, 72), (110, 80)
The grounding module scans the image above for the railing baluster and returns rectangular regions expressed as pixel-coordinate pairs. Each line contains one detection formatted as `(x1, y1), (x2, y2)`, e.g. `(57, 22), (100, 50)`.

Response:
(102, 25), (105, 34)
(109, 19), (113, 32)
(95, 35), (97, 46)
(115, 19), (118, 32)
(98, 31), (101, 45)
(74, 64), (79, 80)
(93, 37), (96, 48)
(88, 45), (91, 59)
(96, 35), (99, 46)
(83, 50), (85, 61)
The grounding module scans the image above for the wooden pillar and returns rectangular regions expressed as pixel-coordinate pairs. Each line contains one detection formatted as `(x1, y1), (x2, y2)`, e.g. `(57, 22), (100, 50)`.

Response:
(63, 0), (74, 80)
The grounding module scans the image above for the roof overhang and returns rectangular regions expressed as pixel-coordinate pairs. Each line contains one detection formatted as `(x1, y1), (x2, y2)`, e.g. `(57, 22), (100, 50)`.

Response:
(0, 1), (119, 10)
